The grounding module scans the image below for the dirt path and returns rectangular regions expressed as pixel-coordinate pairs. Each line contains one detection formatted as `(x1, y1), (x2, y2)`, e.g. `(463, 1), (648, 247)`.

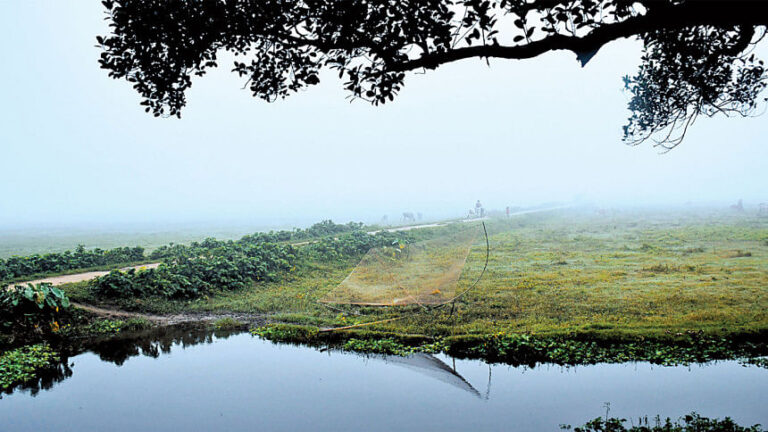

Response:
(71, 302), (170, 323)
(7, 263), (161, 290)
(70, 301), (268, 325)
(367, 206), (571, 234)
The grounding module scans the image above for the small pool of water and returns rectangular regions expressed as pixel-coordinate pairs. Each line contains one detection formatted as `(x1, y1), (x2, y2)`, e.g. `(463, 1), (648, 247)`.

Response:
(2, 329), (766, 431)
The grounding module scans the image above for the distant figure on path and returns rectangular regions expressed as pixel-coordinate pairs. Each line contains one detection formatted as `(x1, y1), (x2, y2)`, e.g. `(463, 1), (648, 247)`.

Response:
(758, 203), (768, 217)
(730, 199), (744, 212)
(506, 206), (510, 218)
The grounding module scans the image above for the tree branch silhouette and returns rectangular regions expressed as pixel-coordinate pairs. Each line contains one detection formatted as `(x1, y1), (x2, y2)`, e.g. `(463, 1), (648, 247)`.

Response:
(98, 0), (768, 149)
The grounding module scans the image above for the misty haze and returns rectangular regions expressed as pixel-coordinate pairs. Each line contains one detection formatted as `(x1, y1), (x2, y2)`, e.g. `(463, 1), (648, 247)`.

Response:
(1, 2), (767, 432)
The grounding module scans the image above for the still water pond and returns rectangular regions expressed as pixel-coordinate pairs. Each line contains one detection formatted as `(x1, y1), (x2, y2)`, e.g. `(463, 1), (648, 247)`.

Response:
(2, 328), (767, 431)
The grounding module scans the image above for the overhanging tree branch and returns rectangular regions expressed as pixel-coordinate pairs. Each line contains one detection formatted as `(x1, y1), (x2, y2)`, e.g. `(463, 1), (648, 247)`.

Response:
(389, 1), (768, 72)
(98, 0), (768, 149)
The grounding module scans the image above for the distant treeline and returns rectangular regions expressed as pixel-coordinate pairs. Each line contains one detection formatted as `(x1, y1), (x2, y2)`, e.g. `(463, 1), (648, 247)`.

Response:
(0, 246), (145, 282)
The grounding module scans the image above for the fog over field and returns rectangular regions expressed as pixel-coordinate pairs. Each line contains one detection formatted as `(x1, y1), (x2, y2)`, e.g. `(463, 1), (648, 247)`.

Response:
(1, 1), (767, 232)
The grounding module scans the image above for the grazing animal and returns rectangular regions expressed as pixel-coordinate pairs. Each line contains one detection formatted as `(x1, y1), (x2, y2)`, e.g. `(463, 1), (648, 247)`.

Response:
(730, 199), (744, 212)
(401, 212), (416, 223)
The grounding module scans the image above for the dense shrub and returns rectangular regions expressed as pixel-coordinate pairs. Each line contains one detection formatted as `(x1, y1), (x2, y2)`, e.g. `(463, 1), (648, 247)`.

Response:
(148, 220), (364, 260)
(0, 283), (71, 333)
(0, 245), (145, 282)
(93, 223), (401, 299)
(245, 219), (365, 243)
(304, 231), (411, 261)
(93, 241), (296, 299)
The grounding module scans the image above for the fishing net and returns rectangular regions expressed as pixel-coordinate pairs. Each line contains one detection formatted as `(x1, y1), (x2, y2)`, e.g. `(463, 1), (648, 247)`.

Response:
(320, 224), (484, 306)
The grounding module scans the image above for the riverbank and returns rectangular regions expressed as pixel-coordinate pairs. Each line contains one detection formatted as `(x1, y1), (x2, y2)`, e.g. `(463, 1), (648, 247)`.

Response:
(3, 209), (767, 365)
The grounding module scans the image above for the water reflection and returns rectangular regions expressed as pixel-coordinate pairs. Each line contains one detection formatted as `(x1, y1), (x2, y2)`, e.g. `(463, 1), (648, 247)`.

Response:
(4, 326), (486, 399)
(85, 326), (240, 366)
(1, 329), (767, 432)
(2, 359), (72, 398)
(385, 353), (485, 398)
(2, 326), (240, 398)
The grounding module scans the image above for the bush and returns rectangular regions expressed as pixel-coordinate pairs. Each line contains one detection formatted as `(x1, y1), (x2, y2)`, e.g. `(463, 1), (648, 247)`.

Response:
(0, 245), (145, 282)
(93, 241), (296, 299)
(304, 231), (411, 261)
(0, 283), (71, 333)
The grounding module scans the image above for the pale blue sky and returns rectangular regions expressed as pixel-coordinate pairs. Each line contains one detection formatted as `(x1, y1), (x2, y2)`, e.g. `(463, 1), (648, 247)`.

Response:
(1, 1), (767, 229)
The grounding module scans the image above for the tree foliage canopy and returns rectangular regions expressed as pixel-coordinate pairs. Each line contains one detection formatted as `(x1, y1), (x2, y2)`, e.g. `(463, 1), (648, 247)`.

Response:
(98, 0), (768, 148)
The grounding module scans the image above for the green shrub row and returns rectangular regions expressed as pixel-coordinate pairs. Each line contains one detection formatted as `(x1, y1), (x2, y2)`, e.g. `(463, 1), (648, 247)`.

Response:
(92, 241), (297, 298)
(303, 231), (411, 261)
(148, 219), (364, 259)
(0, 220), (364, 280)
(0, 245), (145, 282)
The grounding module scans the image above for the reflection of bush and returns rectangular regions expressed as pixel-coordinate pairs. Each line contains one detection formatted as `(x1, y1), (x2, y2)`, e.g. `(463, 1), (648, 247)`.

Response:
(1, 325), (241, 398)
(85, 325), (238, 366)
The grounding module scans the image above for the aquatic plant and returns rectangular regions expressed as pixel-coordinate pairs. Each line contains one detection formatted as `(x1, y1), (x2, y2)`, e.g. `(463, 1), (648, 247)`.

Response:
(561, 412), (764, 431)
(0, 344), (59, 392)
(452, 332), (768, 367)
(343, 338), (414, 356)
(251, 324), (319, 343)
(86, 318), (151, 335)
(213, 317), (244, 330)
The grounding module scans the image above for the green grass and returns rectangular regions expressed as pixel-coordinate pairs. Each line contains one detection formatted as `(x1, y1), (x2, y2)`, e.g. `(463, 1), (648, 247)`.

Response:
(57, 209), (768, 351)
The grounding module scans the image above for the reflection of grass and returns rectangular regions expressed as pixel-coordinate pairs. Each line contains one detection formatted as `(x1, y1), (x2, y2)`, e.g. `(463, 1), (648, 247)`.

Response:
(61, 210), (768, 342)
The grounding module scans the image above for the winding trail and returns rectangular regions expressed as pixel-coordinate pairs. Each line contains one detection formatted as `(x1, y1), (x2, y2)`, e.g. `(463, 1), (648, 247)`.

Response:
(70, 302), (170, 323)
(6, 263), (161, 290)
(70, 301), (268, 325)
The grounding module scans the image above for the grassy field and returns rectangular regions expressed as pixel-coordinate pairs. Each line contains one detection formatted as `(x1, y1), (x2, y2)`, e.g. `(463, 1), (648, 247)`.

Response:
(61, 208), (768, 342)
